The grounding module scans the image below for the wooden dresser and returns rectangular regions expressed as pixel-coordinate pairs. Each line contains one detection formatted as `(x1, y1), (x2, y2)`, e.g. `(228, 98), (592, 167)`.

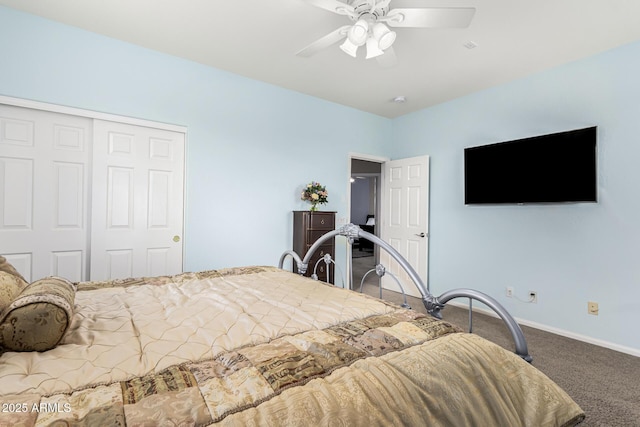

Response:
(292, 211), (336, 284)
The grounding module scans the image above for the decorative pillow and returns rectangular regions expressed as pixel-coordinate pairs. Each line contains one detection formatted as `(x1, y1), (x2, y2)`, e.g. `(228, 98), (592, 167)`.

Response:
(0, 256), (29, 314)
(0, 255), (27, 281)
(0, 276), (75, 352)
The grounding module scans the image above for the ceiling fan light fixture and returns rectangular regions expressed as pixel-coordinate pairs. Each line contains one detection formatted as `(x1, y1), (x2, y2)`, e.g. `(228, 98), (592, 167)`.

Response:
(372, 23), (396, 50)
(347, 19), (369, 46)
(340, 38), (359, 57)
(365, 37), (384, 59)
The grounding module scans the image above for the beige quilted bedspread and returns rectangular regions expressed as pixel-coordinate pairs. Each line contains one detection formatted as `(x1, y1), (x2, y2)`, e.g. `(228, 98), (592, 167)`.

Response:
(0, 266), (584, 426)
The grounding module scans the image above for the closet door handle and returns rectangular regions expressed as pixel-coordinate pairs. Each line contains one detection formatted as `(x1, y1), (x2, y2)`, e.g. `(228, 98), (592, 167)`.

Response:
(415, 232), (426, 238)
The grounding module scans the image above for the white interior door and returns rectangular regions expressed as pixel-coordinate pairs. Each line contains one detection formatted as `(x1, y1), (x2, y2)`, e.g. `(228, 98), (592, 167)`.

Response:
(0, 105), (91, 282)
(380, 155), (430, 298)
(90, 120), (185, 280)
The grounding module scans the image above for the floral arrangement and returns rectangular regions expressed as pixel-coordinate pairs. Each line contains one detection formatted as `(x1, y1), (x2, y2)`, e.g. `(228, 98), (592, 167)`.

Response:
(301, 181), (328, 211)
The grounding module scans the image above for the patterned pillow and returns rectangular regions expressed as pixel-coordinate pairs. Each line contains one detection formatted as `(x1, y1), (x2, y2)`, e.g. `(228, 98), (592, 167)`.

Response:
(0, 276), (75, 352)
(0, 255), (27, 281)
(0, 256), (29, 314)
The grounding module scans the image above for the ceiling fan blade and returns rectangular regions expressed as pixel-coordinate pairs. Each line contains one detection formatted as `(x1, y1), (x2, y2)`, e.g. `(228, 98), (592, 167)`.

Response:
(302, 0), (356, 17)
(383, 7), (476, 28)
(375, 46), (398, 68)
(296, 25), (351, 57)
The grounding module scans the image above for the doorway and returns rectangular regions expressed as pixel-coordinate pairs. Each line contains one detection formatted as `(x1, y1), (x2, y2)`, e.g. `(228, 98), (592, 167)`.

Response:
(348, 153), (430, 300)
(349, 158), (382, 291)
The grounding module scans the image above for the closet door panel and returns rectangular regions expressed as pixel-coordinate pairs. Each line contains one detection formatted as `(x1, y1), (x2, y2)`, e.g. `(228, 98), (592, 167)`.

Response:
(107, 166), (134, 228)
(52, 250), (83, 280)
(0, 105), (91, 282)
(91, 120), (184, 281)
(1, 157), (33, 228)
(106, 249), (134, 279)
(54, 161), (84, 228)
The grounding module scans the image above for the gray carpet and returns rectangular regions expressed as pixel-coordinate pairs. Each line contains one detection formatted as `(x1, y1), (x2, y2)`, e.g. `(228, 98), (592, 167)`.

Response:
(352, 256), (640, 427)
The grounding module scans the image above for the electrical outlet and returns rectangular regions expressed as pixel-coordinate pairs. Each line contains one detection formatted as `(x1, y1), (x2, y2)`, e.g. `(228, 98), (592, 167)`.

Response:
(506, 287), (514, 297)
(588, 301), (599, 315)
(529, 291), (537, 303)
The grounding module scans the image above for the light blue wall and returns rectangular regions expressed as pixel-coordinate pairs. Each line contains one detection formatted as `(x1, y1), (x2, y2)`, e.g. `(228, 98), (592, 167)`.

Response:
(0, 6), (391, 271)
(390, 40), (640, 353)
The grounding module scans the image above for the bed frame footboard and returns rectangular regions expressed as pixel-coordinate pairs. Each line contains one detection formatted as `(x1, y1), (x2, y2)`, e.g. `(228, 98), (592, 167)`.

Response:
(279, 223), (532, 363)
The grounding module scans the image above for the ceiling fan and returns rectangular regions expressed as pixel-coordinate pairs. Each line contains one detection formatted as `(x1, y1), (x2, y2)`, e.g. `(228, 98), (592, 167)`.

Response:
(296, 0), (476, 66)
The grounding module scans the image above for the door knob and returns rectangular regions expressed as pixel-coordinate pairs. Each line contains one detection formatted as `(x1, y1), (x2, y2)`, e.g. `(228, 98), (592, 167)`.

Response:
(415, 232), (426, 238)
(173, 235), (181, 242)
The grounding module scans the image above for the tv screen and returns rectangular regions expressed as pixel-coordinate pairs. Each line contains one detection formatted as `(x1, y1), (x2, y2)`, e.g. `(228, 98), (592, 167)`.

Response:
(464, 127), (597, 205)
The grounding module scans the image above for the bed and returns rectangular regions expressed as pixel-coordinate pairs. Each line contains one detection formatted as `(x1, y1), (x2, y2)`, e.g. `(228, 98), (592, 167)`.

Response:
(0, 225), (584, 426)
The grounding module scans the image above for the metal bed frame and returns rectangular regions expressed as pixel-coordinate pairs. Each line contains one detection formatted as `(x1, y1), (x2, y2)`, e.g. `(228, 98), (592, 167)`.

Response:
(279, 223), (532, 363)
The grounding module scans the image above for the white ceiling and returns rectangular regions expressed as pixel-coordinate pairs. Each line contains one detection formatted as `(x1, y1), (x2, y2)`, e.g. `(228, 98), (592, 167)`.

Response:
(3, 0), (640, 118)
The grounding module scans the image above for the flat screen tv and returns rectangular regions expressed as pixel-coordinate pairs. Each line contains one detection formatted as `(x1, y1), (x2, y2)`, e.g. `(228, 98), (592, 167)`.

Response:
(464, 126), (597, 205)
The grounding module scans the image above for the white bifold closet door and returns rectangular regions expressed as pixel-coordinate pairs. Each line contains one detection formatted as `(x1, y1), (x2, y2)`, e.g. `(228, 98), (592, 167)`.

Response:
(0, 105), (92, 282)
(0, 104), (185, 282)
(90, 120), (184, 281)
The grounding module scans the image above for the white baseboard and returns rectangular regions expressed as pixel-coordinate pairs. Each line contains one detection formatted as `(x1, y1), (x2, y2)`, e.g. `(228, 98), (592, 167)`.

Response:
(446, 301), (640, 358)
